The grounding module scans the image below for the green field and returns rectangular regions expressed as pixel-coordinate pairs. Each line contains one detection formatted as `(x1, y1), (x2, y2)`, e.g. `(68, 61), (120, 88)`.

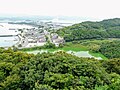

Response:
(89, 52), (108, 60)
(47, 42), (88, 52)
(25, 41), (108, 60)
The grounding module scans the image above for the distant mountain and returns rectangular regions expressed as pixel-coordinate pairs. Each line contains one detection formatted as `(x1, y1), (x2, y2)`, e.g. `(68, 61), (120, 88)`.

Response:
(0, 15), (97, 23)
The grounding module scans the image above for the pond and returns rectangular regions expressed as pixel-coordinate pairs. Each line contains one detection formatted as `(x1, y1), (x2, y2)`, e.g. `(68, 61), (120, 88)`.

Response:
(26, 50), (102, 60)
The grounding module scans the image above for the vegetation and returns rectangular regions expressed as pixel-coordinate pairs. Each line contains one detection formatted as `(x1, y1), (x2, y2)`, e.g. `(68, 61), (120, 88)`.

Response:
(21, 42), (56, 51)
(99, 40), (120, 59)
(0, 48), (120, 90)
(47, 42), (88, 52)
(22, 39), (120, 60)
(57, 18), (120, 59)
(80, 39), (120, 59)
(21, 41), (108, 60)
(57, 18), (120, 41)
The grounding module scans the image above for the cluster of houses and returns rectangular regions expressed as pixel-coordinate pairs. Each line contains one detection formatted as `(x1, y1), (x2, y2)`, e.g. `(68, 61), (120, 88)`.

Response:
(18, 28), (64, 48)
(51, 33), (65, 47)
(19, 28), (47, 48)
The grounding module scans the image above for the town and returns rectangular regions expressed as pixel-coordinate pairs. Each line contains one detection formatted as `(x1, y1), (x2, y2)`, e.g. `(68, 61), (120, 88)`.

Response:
(14, 21), (65, 48)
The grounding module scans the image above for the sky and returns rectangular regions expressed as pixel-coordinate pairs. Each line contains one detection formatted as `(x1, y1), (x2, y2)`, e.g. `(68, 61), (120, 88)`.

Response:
(0, 0), (120, 20)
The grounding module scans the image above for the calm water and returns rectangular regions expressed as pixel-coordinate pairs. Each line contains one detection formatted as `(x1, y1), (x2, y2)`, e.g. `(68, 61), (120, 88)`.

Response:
(27, 50), (102, 60)
(0, 23), (35, 47)
(0, 36), (19, 47)
(67, 51), (102, 60)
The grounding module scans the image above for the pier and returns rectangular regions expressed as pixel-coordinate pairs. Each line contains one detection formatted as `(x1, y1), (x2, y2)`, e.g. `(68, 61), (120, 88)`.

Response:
(0, 35), (17, 37)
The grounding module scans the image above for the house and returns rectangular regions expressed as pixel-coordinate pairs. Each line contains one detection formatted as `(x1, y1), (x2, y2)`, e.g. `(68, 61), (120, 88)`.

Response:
(28, 38), (37, 43)
(52, 37), (65, 47)
(51, 33), (58, 40)
(39, 37), (46, 42)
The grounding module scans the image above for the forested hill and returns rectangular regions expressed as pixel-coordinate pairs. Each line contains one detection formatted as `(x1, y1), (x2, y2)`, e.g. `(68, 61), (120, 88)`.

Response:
(57, 18), (120, 41)
(0, 48), (120, 90)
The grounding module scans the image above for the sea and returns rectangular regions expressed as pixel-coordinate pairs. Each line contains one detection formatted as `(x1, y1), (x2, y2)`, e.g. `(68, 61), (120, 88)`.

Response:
(0, 23), (35, 47)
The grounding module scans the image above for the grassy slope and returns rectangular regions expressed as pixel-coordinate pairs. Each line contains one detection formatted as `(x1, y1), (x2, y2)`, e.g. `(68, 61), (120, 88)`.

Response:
(89, 52), (108, 60)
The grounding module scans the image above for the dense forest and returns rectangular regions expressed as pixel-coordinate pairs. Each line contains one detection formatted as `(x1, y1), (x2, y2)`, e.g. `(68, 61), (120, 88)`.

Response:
(99, 40), (120, 59)
(0, 48), (120, 90)
(57, 18), (120, 41)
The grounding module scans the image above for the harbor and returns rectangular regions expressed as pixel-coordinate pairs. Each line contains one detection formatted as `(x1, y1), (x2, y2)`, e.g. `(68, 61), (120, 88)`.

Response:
(0, 21), (66, 48)
(0, 23), (35, 47)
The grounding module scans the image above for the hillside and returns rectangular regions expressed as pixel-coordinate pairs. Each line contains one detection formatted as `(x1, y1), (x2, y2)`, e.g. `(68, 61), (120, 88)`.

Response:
(57, 18), (120, 41)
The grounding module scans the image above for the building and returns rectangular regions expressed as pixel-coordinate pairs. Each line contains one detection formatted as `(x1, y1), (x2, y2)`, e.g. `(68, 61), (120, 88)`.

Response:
(51, 33), (58, 40)
(52, 37), (65, 47)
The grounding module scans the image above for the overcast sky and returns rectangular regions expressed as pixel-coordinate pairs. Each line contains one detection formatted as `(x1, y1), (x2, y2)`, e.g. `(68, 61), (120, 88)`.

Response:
(0, 0), (120, 19)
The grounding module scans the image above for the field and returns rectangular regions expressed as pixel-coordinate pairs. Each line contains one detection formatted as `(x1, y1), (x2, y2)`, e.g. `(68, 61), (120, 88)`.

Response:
(25, 40), (109, 60)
